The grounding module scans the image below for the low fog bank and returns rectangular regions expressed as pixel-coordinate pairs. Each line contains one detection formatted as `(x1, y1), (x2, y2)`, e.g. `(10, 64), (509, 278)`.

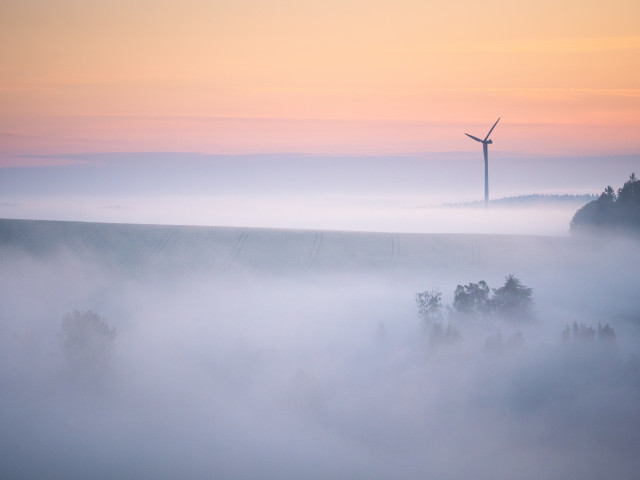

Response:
(1, 221), (639, 479)
(0, 195), (588, 236)
(3, 152), (631, 236)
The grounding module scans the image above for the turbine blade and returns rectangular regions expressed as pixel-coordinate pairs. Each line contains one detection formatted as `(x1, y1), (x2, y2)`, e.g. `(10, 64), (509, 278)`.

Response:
(465, 133), (483, 143)
(483, 117), (500, 141)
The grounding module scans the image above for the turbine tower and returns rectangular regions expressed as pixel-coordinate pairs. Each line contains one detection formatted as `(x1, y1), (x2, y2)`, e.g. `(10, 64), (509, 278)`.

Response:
(465, 117), (500, 207)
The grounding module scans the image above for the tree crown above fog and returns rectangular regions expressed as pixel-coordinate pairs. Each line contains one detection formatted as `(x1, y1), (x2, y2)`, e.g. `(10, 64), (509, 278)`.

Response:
(417, 275), (535, 326)
(570, 173), (640, 233)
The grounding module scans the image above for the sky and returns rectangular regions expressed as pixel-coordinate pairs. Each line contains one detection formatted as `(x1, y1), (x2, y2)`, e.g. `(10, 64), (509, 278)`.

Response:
(0, 0), (639, 231)
(1, 0), (639, 161)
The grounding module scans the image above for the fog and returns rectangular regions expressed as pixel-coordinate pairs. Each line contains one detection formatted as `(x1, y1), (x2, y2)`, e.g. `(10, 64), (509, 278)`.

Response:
(1, 193), (586, 236)
(1, 219), (639, 479)
(1, 153), (638, 235)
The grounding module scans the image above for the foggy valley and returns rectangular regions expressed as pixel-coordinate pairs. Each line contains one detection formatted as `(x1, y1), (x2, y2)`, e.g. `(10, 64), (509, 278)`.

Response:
(1, 217), (639, 479)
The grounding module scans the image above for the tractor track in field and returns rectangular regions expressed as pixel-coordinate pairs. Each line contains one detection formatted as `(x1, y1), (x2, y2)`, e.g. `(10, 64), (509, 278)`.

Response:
(74, 226), (103, 253)
(305, 232), (324, 271)
(223, 231), (249, 267)
(387, 233), (400, 270)
(147, 229), (177, 263)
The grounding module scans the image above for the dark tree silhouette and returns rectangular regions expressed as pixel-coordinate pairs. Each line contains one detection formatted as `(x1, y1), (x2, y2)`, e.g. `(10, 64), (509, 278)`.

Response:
(453, 280), (491, 316)
(492, 275), (535, 321)
(570, 173), (640, 233)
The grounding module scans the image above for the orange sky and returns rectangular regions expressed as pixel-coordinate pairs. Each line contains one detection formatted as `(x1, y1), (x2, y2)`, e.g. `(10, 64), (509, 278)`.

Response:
(1, 0), (639, 165)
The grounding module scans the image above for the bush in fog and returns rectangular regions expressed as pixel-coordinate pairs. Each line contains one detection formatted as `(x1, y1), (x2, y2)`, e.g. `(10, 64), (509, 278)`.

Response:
(59, 310), (117, 376)
(570, 173), (640, 233)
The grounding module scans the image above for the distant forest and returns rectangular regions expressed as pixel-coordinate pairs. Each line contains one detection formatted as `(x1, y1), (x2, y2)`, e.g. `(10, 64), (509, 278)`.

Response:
(443, 193), (597, 208)
(570, 173), (640, 233)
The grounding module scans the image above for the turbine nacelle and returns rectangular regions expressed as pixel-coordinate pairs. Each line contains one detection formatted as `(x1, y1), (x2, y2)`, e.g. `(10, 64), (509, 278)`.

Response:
(465, 117), (500, 145)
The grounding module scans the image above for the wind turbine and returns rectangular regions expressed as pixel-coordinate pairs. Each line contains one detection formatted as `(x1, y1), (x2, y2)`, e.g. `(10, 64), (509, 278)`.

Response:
(465, 117), (500, 207)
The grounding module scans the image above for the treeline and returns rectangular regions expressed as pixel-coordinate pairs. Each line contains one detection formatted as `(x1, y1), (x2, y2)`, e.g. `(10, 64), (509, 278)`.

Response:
(443, 193), (597, 208)
(491, 193), (597, 205)
(570, 173), (640, 233)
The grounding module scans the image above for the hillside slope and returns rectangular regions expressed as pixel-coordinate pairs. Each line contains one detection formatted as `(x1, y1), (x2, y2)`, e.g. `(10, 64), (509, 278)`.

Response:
(1, 218), (575, 278)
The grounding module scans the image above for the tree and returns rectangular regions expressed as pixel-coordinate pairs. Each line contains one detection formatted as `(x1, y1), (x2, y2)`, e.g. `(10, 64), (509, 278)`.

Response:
(59, 310), (117, 378)
(617, 172), (640, 204)
(492, 275), (535, 321)
(616, 173), (640, 227)
(453, 280), (491, 316)
(415, 289), (443, 326)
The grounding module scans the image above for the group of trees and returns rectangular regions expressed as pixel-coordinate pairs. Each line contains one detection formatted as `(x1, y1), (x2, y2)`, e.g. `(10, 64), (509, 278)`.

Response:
(570, 173), (640, 233)
(416, 275), (534, 348)
(416, 276), (621, 351)
(562, 321), (616, 343)
(416, 274), (535, 327)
